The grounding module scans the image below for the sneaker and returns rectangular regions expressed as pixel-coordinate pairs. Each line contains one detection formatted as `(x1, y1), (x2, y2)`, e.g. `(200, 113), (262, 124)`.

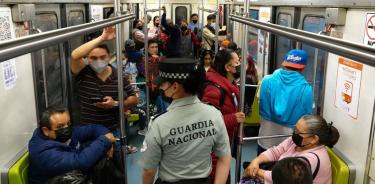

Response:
(138, 129), (147, 136)
(126, 145), (138, 154)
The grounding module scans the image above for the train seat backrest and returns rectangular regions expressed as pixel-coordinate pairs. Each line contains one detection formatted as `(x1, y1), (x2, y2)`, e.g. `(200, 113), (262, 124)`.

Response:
(326, 147), (355, 184)
(8, 152), (29, 184)
(244, 80), (261, 126)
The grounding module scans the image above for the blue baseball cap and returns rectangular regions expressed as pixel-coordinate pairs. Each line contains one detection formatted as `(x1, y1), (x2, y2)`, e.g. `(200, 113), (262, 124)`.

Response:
(282, 49), (307, 69)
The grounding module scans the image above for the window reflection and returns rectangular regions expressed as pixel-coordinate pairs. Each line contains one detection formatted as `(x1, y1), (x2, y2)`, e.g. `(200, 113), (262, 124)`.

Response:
(33, 13), (63, 115)
(302, 16), (327, 114)
(276, 13), (292, 69)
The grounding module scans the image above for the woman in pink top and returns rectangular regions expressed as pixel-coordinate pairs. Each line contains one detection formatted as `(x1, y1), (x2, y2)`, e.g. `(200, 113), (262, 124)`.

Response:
(244, 115), (340, 184)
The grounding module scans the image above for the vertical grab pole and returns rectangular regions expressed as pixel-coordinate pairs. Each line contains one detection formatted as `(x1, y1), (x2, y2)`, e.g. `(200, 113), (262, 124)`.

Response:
(201, 0), (204, 33)
(144, 0), (150, 122)
(215, 0), (219, 54)
(235, 0), (248, 182)
(114, 0), (128, 183)
(159, 0), (162, 18)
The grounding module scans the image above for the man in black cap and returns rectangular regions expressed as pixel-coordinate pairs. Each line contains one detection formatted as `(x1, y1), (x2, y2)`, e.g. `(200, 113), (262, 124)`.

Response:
(140, 58), (232, 184)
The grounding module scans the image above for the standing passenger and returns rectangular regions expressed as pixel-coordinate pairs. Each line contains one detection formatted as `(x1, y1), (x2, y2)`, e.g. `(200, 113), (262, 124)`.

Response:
(258, 49), (313, 154)
(187, 13), (202, 32)
(202, 14), (227, 51)
(149, 16), (161, 35)
(180, 20), (201, 58)
(140, 58), (232, 184)
(70, 27), (138, 152)
(132, 19), (158, 50)
(161, 6), (182, 57)
(197, 49), (214, 72)
(200, 49), (246, 183)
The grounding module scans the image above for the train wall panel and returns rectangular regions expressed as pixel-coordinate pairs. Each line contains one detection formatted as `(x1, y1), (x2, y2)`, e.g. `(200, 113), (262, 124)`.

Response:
(0, 54), (37, 168)
(323, 9), (375, 184)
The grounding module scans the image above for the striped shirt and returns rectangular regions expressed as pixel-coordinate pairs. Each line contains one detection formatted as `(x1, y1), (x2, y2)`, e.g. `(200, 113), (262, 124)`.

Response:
(77, 66), (135, 128)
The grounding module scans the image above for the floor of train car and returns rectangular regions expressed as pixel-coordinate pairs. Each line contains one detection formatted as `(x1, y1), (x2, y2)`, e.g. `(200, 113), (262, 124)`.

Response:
(126, 123), (258, 184)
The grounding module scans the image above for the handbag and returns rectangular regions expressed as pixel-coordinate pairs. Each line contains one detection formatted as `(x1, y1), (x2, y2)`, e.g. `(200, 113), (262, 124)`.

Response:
(91, 157), (125, 184)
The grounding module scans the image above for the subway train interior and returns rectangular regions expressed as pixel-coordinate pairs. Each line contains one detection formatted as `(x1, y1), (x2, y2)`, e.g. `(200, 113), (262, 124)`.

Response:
(0, 0), (375, 183)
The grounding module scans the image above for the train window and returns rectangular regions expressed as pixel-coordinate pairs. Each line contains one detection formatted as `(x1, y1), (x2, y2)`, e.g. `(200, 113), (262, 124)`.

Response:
(33, 13), (64, 113)
(301, 16), (327, 113)
(68, 10), (85, 51)
(247, 9), (259, 62)
(249, 9), (259, 20)
(275, 13), (292, 68)
(103, 7), (115, 54)
(175, 6), (187, 25)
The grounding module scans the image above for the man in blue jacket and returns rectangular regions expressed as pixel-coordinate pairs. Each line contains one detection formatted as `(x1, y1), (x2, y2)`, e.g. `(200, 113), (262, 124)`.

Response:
(28, 106), (115, 183)
(258, 49), (313, 154)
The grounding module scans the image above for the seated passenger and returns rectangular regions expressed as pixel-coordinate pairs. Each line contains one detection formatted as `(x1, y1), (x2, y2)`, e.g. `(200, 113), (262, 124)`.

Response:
(272, 157), (313, 184)
(28, 107), (115, 184)
(244, 115), (340, 184)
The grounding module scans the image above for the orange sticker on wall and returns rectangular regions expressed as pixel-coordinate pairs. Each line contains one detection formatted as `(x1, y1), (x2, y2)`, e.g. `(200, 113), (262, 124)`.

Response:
(335, 57), (363, 119)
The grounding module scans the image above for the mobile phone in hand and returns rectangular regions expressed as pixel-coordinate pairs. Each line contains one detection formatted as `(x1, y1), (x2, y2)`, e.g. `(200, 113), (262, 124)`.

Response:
(90, 97), (104, 103)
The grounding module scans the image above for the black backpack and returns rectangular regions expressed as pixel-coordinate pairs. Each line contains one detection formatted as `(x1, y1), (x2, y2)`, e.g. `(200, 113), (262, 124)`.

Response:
(200, 81), (226, 109)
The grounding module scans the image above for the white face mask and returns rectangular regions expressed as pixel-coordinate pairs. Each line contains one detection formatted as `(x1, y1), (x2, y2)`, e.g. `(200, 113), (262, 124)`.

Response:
(211, 22), (217, 29)
(90, 59), (108, 73)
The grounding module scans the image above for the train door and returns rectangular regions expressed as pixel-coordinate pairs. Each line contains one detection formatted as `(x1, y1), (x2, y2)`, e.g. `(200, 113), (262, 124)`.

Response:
(31, 4), (68, 119)
(171, 4), (191, 25)
(63, 4), (86, 123)
(298, 8), (328, 114)
(274, 7), (298, 69)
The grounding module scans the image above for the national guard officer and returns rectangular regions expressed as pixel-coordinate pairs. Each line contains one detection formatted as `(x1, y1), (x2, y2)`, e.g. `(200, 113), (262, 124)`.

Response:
(140, 58), (232, 184)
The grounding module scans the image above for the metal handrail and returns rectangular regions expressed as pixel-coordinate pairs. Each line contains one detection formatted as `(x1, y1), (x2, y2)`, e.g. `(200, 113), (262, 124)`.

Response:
(146, 8), (164, 13)
(0, 13), (136, 62)
(230, 14), (375, 67)
(198, 7), (217, 14)
(243, 134), (292, 141)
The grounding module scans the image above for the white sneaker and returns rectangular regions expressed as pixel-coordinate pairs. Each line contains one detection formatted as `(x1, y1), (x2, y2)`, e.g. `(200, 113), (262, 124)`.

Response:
(138, 129), (147, 136)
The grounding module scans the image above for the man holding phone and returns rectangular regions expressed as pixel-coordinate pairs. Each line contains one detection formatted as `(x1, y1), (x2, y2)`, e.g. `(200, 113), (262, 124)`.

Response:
(70, 27), (138, 131)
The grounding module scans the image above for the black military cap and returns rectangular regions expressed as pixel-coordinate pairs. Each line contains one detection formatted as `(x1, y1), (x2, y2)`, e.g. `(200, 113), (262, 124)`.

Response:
(154, 58), (197, 85)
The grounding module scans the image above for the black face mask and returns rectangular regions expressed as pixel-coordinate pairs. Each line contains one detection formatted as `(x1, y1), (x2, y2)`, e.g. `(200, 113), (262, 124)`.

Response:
(137, 26), (143, 30)
(159, 89), (173, 103)
(181, 26), (188, 31)
(292, 131), (313, 147)
(192, 20), (198, 24)
(155, 23), (160, 27)
(233, 65), (241, 79)
(55, 126), (72, 143)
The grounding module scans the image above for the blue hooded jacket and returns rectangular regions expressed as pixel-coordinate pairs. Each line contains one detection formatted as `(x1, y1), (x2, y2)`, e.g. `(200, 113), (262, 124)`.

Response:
(259, 68), (313, 128)
(28, 124), (112, 184)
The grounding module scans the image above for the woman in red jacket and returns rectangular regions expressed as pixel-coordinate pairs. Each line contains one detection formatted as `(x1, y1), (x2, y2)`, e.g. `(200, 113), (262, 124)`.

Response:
(201, 49), (246, 183)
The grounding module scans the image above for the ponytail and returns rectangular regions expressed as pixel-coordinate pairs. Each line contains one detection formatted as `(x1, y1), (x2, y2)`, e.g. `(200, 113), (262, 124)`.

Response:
(302, 115), (340, 148)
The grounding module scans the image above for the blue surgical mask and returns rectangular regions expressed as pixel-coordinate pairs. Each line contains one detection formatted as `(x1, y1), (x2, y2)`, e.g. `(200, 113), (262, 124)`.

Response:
(90, 59), (108, 73)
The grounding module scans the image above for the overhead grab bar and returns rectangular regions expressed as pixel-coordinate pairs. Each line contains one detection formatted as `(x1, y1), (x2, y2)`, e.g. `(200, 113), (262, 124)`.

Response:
(0, 13), (136, 62)
(230, 14), (375, 67)
(145, 8), (164, 13)
(243, 134), (292, 141)
(198, 7), (218, 14)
